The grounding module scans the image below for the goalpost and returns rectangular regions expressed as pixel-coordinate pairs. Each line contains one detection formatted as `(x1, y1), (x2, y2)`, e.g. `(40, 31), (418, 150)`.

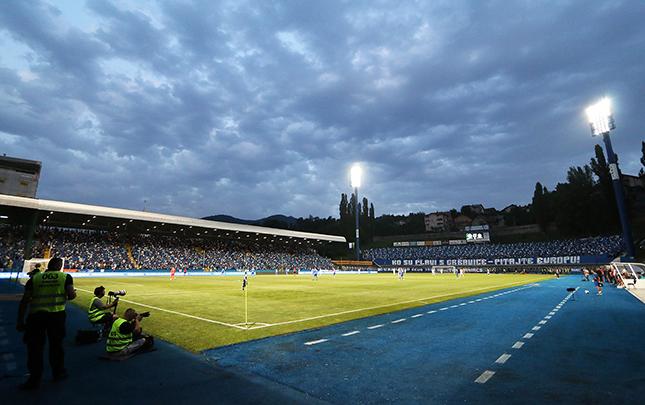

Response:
(22, 258), (66, 275)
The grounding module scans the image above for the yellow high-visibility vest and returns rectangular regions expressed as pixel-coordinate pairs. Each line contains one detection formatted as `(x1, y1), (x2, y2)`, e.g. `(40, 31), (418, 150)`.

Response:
(88, 297), (110, 322)
(29, 271), (67, 314)
(106, 318), (132, 353)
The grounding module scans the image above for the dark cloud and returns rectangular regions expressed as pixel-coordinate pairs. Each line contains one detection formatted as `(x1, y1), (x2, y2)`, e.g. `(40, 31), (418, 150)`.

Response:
(0, 0), (643, 219)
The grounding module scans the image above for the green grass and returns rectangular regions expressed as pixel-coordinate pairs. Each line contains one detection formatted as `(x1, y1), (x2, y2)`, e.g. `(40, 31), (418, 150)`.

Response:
(72, 273), (552, 352)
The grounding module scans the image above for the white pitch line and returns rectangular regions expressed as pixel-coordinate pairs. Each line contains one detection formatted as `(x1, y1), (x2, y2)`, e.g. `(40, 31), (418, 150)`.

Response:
(439, 308), (448, 311)
(450, 305), (459, 308)
(459, 303), (467, 306)
(545, 315), (552, 319)
(512, 341), (524, 349)
(75, 287), (248, 330)
(476, 299), (482, 302)
(475, 370), (495, 384)
(532, 326), (541, 331)
(495, 353), (511, 364)
(342, 331), (360, 337)
(427, 310), (437, 314)
(368, 324), (384, 330)
(411, 314), (424, 318)
(468, 301), (475, 304)
(549, 312), (556, 315)
(304, 338), (328, 346)
(523, 333), (534, 339)
(538, 320), (547, 325)
(391, 318), (406, 324)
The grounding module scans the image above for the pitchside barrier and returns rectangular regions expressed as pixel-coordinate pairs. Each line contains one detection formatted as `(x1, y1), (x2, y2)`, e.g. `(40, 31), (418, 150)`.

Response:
(0, 269), (377, 279)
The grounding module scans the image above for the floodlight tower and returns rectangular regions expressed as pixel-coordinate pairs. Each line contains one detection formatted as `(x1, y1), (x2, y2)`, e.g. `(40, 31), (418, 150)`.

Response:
(585, 97), (635, 260)
(350, 164), (363, 261)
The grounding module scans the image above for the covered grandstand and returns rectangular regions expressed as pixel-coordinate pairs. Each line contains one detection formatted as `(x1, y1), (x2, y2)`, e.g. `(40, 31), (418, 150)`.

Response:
(0, 194), (346, 271)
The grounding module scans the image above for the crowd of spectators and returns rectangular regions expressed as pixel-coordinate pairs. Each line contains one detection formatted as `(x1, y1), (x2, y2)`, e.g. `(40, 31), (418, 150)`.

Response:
(131, 235), (333, 271)
(0, 225), (25, 270)
(363, 235), (624, 261)
(37, 228), (131, 270)
(2, 226), (333, 271)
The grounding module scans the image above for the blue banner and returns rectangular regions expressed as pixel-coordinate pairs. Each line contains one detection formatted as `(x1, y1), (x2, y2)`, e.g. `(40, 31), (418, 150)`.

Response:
(374, 255), (612, 267)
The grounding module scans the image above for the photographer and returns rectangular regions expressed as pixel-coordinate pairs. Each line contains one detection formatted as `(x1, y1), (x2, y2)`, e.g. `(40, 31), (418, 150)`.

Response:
(88, 286), (118, 336)
(106, 308), (154, 358)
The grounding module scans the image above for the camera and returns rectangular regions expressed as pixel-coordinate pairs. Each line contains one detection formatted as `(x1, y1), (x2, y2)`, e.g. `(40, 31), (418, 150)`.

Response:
(108, 290), (127, 297)
(138, 312), (151, 319)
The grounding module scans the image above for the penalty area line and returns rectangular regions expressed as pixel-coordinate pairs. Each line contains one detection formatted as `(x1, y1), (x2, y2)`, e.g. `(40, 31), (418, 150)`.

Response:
(75, 287), (248, 330)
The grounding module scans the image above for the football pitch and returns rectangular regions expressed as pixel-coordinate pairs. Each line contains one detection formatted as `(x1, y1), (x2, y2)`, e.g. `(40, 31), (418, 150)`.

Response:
(72, 273), (552, 352)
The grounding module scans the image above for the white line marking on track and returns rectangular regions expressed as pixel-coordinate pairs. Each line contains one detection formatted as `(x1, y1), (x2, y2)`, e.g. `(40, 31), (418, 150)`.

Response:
(440, 308), (448, 311)
(468, 301), (475, 304)
(248, 280), (537, 329)
(450, 305), (459, 308)
(495, 353), (511, 364)
(411, 314), (424, 318)
(549, 312), (556, 315)
(459, 303), (467, 306)
(368, 324), (384, 330)
(545, 315), (552, 319)
(532, 326), (541, 331)
(391, 318), (406, 324)
(476, 299), (482, 302)
(512, 341), (524, 349)
(475, 370), (495, 384)
(304, 339), (328, 346)
(539, 320), (547, 325)
(523, 333), (534, 339)
(427, 310), (437, 314)
(342, 331), (360, 337)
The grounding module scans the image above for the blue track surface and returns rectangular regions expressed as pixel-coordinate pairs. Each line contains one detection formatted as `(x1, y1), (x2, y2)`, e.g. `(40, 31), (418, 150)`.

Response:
(1, 276), (644, 404)
(206, 276), (645, 404)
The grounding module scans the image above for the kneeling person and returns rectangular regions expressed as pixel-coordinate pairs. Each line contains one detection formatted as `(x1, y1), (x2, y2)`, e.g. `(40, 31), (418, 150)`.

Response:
(106, 308), (153, 357)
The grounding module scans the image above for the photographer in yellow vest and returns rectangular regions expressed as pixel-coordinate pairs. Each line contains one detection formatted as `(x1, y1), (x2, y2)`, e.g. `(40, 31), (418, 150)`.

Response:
(88, 286), (118, 336)
(106, 308), (154, 358)
(16, 257), (76, 390)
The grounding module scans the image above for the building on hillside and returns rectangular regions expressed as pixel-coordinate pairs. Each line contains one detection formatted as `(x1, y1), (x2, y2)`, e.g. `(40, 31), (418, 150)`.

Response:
(453, 214), (472, 231)
(425, 212), (453, 232)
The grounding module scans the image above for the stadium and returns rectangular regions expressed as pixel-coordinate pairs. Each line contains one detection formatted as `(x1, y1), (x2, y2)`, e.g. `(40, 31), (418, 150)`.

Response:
(1, 2), (645, 404)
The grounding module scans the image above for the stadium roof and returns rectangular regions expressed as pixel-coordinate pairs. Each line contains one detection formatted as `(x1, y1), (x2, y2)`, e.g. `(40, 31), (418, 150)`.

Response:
(0, 194), (346, 244)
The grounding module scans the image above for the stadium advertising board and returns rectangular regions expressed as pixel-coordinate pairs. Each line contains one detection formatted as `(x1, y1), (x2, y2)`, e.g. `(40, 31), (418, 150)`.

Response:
(375, 255), (611, 266)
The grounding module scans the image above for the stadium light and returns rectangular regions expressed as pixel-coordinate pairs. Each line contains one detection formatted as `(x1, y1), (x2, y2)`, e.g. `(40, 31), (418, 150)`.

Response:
(350, 163), (363, 261)
(586, 97), (615, 136)
(584, 97), (635, 259)
(350, 164), (362, 188)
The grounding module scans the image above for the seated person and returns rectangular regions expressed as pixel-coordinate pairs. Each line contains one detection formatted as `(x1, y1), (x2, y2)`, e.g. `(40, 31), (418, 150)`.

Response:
(105, 308), (154, 357)
(88, 286), (118, 335)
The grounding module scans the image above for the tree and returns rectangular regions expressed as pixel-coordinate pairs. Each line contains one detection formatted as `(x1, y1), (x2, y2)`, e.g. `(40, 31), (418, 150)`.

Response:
(641, 141), (645, 171)
(532, 182), (548, 231)
(553, 165), (597, 237)
(590, 144), (619, 232)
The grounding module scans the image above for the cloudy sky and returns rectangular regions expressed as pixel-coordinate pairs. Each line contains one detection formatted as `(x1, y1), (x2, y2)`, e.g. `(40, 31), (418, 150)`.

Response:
(0, 0), (643, 220)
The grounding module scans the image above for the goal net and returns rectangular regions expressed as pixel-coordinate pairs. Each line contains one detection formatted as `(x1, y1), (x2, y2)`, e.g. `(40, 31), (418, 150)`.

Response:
(22, 258), (65, 275)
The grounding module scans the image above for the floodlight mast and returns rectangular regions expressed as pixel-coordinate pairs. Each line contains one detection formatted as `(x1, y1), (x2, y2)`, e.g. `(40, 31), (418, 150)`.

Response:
(585, 97), (635, 260)
(350, 164), (362, 261)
